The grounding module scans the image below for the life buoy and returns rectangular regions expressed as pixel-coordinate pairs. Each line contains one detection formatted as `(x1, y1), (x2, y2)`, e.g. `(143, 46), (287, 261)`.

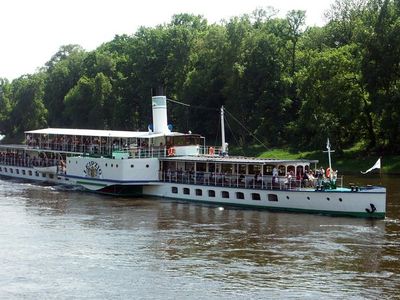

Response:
(168, 147), (175, 156)
(326, 167), (331, 178)
(209, 147), (215, 156)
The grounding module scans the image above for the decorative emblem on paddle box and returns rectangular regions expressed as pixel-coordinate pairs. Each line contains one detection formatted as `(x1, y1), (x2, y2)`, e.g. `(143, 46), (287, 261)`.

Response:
(84, 161), (102, 178)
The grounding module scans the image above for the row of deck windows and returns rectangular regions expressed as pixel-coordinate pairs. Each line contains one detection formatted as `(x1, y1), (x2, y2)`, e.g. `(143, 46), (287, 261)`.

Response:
(170, 187), (343, 202)
(0, 167), (54, 179)
(171, 186), (276, 201)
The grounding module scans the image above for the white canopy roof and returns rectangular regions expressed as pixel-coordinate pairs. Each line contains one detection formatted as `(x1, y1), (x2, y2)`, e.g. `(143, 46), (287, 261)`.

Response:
(25, 128), (186, 139)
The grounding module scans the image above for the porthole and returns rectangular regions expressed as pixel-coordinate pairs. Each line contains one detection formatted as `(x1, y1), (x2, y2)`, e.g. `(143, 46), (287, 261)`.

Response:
(106, 163), (108, 167)
(221, 191), (229, 198)
(307, 196), (310, 200)
(339, 198), (343, 202)
(183, 188), (190, 195)
(327, 197), (330, 201)
(146, 164), (149, 168)
(28, 170), (32, 176)
(208, 190), (216, 197)
(236, 192), (245, 199)
(111, 164), (113, 167)
(116, 164), (118, 168)
(131, 164), (134, 168)
(195, 189), (202, 196)
(268, 194), (278, 202)
(172, 186), (178, 194)
(252, 193), (261, 201)
(286, 196), (290, 200)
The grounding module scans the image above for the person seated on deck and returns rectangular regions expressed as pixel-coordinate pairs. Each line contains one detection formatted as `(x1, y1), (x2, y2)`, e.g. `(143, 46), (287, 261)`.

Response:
(209, 172), (214, 183)
(239, 173), (245, 186)
(307, 170), (315, 187)
(316, 167), (325, 186)
(331, 169), (338, 186)
(196, 171), (204, 183)
(302, 171), (309, 187)
(284, 172), (293, 189)
(177, 168), (183, 182)
(189, 168), (195, 182)
(272, 175), (279, 189)
(253, 172), (260, 186)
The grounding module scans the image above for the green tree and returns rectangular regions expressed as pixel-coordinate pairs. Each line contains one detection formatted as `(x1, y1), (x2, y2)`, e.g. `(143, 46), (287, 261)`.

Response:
(9, 74), (47, 139)
(64, 73), (112, 128)
(0, 78), (12, 135)
(43, 45), (86, 127)
(296, 45), (364, 150)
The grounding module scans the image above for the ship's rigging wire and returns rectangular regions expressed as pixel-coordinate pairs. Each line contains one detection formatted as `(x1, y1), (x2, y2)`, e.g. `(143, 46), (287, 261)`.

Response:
(166, 98), (269, 152)
(167, 98), (218, 111)
(223, 109), (269, 151)
(223, 114), (246, 156)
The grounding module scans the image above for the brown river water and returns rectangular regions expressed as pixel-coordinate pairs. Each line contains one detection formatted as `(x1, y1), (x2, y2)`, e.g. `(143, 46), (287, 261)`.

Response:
(0, 174), (399, 299)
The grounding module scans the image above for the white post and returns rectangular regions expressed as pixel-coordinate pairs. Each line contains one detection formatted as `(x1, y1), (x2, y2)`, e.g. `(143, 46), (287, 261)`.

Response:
(324, 138), (335, 180)
(221, 106), (226, 154)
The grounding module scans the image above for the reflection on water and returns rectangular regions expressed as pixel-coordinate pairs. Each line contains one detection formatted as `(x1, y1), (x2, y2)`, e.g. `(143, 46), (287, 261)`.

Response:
(0, 176), (399, 299)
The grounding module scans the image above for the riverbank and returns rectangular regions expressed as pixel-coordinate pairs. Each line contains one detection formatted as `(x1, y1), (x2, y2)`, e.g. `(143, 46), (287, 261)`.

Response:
(232, 145), (400, 175)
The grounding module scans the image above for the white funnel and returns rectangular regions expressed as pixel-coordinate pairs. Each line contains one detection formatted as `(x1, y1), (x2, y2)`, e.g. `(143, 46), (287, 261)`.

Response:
(152, 96), (170, 133)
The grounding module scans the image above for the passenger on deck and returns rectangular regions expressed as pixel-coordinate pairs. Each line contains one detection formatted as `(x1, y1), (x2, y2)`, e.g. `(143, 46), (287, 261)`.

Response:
(284, 172), (293, 188)
(239, 173), (245, 186)
(316, 167), (325, 186)
(332, 169), (338, 184)
(302, 172), (309, 187)
(272, 167), (278, 177)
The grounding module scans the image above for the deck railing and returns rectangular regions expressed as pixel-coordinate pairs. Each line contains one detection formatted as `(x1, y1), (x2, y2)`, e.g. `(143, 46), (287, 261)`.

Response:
(0, 156), (59, 168)
(26, 143), (225, 159)
(159, 170), (343, 191)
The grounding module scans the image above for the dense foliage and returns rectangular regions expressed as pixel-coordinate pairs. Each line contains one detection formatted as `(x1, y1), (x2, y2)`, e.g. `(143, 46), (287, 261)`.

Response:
(1, 0), (399, 154)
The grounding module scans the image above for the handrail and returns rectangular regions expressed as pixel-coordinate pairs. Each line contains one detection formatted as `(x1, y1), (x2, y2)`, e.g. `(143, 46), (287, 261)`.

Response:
(159, 170), (343, 191)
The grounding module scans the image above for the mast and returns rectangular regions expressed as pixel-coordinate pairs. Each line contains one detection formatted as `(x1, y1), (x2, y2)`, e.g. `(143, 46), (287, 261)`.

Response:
(221, 106), (226, 154)
(324, 138), (335, 179)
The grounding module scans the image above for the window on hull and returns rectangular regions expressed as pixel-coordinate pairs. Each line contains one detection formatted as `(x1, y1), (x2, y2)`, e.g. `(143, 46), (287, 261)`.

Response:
(236, 192), (244, 199)
(268, 194), (278, 202)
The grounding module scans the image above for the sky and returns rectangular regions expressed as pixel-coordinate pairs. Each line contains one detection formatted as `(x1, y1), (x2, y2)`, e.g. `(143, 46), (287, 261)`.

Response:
(1, 0), (333, 80)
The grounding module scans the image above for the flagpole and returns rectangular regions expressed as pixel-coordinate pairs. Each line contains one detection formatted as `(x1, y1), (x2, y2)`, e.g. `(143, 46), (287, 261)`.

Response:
(323, 138), (335, 180)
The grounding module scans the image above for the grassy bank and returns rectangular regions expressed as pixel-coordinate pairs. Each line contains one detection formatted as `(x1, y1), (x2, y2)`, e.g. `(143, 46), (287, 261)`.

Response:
(231, 145), (400, 175)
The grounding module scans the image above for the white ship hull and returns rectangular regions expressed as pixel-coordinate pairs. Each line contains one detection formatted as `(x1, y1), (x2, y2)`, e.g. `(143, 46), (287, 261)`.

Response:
(143, 182), (386, 218)
(0, 160), (386, 219)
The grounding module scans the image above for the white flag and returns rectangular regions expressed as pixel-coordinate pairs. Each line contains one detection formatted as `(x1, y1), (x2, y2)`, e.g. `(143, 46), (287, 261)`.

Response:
(361, 158), (381, 174)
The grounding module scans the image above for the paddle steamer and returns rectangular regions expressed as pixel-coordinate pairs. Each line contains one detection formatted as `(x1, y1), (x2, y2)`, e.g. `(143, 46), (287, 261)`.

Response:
(0, 95), (386, 218)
